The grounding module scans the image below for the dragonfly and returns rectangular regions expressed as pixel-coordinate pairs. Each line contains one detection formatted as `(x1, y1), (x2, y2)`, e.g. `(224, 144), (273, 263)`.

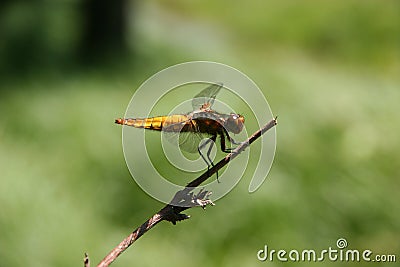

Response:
(115, 83), (245, 179)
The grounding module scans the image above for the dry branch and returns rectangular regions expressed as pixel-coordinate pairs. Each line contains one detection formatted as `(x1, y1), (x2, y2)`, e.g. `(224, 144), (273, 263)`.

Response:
(90, 117), (277, 267)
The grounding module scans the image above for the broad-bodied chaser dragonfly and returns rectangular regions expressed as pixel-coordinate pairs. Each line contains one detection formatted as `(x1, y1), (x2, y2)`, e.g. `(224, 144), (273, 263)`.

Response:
(115, 83), (245, 179)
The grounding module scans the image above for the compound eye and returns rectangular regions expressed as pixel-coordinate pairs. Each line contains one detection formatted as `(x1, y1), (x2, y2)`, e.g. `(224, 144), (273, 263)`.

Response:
(232, 114), (238, 120)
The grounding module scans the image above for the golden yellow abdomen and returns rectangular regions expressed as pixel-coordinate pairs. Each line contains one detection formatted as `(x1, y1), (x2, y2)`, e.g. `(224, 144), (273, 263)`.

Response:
(115, 115), (189, 131)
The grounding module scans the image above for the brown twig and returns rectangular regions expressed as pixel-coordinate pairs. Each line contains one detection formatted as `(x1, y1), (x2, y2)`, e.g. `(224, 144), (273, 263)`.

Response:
(92, 117), (277, 267)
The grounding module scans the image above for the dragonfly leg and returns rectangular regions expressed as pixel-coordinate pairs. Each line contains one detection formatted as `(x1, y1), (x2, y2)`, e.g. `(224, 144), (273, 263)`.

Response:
(224, 128), (243, 145)
(197, 136), (218, 180)
(221, 130), (245, 153)
(197, 135), (217, 180)
(206, 135), (218, 182)
(220, 132), (234, 153)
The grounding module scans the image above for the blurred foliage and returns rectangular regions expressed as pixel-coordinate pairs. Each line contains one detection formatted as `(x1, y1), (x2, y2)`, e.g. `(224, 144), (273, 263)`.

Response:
(0, 0), (79, 74)
(160, 0), (400, 72)
(0, 1), (399, 267)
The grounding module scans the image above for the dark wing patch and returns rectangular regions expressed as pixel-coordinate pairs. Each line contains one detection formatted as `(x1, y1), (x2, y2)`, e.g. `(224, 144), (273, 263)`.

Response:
(161, 120), (211, 153)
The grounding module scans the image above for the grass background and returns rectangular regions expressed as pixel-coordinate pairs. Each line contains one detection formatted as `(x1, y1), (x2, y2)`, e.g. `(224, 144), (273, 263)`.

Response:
(1, 1), (399, 266)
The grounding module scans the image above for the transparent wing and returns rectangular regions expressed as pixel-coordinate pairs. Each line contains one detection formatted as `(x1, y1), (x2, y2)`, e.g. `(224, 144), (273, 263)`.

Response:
(179, 132), (208, 153)
(162, 120), (211, 153)
(192, 82), (223, 110)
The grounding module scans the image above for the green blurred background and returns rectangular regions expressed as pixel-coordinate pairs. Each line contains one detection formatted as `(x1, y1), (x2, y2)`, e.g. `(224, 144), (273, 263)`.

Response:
(1, 0), (399, 266)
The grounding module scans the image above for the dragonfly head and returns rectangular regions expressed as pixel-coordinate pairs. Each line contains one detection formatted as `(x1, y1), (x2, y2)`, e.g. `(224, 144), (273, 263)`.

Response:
(225, 113), (245, 134)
